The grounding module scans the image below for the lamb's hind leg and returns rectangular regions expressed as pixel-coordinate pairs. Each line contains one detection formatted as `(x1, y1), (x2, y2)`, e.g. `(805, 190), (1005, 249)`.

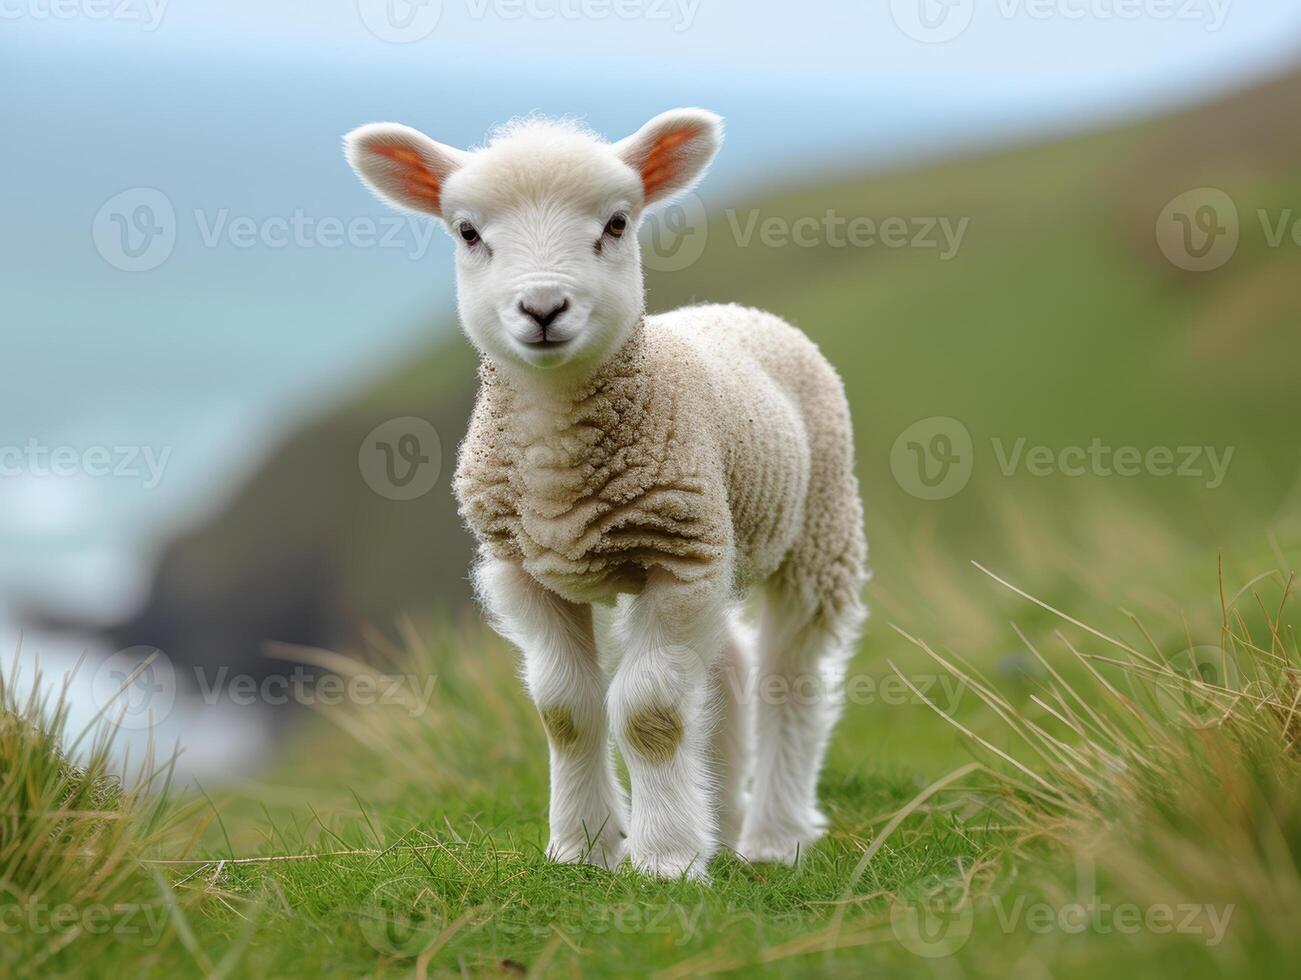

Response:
(475, 557), (628, 868)
(710, 620), (753, 851)
(738, 584), (861, 865)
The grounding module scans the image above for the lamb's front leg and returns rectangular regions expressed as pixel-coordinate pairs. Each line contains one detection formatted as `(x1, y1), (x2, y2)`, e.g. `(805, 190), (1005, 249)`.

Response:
(609, 572), (725, 880)
(475, 558), (627, 868)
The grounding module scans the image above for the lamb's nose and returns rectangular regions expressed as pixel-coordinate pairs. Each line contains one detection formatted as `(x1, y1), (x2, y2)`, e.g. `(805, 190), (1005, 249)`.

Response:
(519, 299), (569, 330)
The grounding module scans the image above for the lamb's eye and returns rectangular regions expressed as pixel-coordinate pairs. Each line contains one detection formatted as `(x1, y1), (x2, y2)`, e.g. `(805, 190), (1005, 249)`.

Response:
(604, 213), (628, 239)
(458, 223), (480, 246)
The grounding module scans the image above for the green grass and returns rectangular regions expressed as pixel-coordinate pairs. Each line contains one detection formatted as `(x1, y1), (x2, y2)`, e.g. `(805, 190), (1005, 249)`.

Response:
(5, 507), (1300, 977)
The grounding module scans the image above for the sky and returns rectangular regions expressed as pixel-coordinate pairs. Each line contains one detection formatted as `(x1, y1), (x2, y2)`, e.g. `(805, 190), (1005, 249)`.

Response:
(7, 0), (1300, 93)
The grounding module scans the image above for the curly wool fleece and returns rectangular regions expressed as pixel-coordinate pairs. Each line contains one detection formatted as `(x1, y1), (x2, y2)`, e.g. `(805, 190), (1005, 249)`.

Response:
(455, 302), (867, 632)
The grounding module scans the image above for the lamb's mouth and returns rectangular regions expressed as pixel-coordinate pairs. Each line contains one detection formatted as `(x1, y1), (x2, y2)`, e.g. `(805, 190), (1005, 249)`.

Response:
(519, 335), (573, 350)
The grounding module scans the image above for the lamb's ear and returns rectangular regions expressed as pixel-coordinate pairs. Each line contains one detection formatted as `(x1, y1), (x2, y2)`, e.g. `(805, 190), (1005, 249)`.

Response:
(344, 122), (467, 218)
(615, 108), (723, 207)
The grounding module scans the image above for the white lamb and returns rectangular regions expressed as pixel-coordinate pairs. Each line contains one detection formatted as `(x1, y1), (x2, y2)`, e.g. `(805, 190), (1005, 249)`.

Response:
(345, 109), (867, 880)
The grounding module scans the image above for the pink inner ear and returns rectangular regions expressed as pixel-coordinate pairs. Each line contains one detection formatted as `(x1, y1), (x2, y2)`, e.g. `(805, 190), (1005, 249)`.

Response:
(640, 127), (699, 199)
(369, 142), (443, 212)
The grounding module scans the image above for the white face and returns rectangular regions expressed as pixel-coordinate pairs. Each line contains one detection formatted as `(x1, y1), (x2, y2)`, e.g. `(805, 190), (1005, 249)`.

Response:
(440, 140), (645, 371)
(346, 111), (723, 378)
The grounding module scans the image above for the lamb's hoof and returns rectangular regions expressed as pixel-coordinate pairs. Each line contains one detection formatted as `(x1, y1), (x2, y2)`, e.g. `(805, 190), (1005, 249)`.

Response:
(547, 834), (626, 870)
(737, 826), (823, 866)
(627, 850), (712, 883)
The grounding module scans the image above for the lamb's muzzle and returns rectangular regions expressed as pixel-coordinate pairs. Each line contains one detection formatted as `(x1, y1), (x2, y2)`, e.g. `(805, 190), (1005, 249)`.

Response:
(345, 108), (868, 881)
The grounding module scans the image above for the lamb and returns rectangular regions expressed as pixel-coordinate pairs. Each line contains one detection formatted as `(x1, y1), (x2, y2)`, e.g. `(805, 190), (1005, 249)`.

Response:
(344, 109), (868, 880)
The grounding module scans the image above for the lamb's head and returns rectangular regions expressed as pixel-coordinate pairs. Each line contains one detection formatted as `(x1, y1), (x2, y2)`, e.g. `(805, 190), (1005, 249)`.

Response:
(345, 109), (723, 375)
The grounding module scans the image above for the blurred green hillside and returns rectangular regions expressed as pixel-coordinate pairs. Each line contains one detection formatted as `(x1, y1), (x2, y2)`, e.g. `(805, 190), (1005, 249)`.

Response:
(107, 66), (1301, 671)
